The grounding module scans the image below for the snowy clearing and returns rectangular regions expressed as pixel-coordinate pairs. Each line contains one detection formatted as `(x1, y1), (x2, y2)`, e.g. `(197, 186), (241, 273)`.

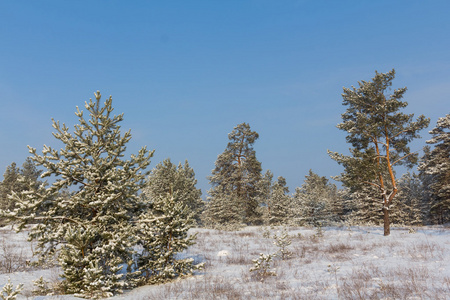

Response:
(1, 225), (449, 299)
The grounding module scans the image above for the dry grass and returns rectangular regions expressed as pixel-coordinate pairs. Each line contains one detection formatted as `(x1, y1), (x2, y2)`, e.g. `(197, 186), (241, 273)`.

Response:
(156, 226), (450, 300)
(1, 225), (449, 299)
(0, 230), (32, 273)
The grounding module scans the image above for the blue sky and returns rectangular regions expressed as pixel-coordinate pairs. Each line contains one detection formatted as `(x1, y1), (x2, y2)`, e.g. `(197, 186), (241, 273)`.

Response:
(1, 1), (449, 196)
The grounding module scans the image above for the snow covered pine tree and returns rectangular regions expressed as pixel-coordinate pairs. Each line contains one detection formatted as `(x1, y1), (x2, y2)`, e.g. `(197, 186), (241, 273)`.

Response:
(1, 92), (153, 298)
(419, 114), (450, 224)
(143, 158), (204, 224)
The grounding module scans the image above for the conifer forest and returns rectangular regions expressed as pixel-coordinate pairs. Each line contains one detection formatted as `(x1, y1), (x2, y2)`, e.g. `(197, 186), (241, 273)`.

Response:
(0, 69), (449, 299)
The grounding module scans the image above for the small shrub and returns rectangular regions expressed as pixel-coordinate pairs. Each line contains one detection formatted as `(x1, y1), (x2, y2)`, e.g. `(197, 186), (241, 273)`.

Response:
(1, 278), (23, 300)
(0, 237), (29, 273)
(249, 253), (277, 282)
(314, 222), (324, 238)
(32, 276), (53, 296)
(262, 227), (271, 239)
(273, 228), (293, 260)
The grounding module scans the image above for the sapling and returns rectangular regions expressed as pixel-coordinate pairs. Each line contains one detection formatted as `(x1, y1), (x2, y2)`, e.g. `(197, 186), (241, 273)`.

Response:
(272, 228), (293, 260)
(249, 253), (277, 282)
(32, 276), (52, 296)
(1, 278), (23, 300)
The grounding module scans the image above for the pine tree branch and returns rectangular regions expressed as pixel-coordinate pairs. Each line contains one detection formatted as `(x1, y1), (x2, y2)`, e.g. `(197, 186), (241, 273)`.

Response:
(362, 180), (381, 190)
(18, 215), (86, 227)
(392, 151), (417, 166)
(135, 215), (169, 223)
(390, 128), (411, 140)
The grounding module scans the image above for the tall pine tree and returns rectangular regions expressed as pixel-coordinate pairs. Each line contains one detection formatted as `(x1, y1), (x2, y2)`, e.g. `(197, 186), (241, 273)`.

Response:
(204, 123), (263, 227)
(329, 70), (430, 235)
(328, 69), (429, 235)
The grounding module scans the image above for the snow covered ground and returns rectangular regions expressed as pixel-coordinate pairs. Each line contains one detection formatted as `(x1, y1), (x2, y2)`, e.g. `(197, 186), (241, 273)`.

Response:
(1, 225), (449, 299)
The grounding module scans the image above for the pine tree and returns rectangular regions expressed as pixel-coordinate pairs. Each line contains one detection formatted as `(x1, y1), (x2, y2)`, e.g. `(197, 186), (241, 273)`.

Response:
(257, 170), (274, 223)
(20, 157), (43, 189)
(136, 190), (202, 285)
(345, 184), (384, 226)
(205, 123), (263, 226)
(392, 172), (424, 226)
(0, 162), (20, 212)
(328, 69), (430, 235)
(1, 92), (153, 297)
(143, 159), (204, 224)
(419, 114), (450, 224)
(0, 158), (43, 221)
(294, 170), (340, 226)
(269, 176), (292, 225)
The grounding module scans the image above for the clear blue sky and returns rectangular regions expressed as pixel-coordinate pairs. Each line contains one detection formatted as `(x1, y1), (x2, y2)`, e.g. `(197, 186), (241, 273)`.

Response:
(1, 1), (449, 196)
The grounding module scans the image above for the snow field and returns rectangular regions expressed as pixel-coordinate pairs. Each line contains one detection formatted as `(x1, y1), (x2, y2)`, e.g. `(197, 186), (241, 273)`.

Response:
(1, 225), (449, 299)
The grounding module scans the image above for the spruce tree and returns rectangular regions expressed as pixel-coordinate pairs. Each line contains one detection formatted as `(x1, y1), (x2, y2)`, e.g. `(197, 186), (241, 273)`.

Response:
(205, 123), (263, 226)
(1, 92), (153, 298)
(419, 114), (450, 224)
(143, 159), (204, 224)
(328, 69), (429, 235)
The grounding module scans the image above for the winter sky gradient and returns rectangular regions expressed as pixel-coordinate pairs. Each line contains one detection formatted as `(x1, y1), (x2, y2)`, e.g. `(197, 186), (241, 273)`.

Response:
(1, 1), (449, 196)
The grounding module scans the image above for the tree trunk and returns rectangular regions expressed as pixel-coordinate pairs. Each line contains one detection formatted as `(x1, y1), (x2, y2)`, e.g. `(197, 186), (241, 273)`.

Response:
(383, 207), (390, 236)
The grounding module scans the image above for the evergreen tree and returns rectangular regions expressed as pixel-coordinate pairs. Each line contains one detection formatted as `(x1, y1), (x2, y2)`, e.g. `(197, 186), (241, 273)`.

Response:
(0, 162), (20, 212)
(328, 69), (430, 235)
(136, 190), (202, 285)
(0, 158), (43, 217)
(419, 114), (450, 224)
(1, 92), (153, 298)
(294, 170), (340, 226)
(392, 172), (424, 226)
(20, 157), (43, 188)
(343, 184), (381, 226)
(269, 176), (292, 225)
(257, 170), (274, 223)
(205, 123), (263, 226)
(143, 159), (204, 224)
